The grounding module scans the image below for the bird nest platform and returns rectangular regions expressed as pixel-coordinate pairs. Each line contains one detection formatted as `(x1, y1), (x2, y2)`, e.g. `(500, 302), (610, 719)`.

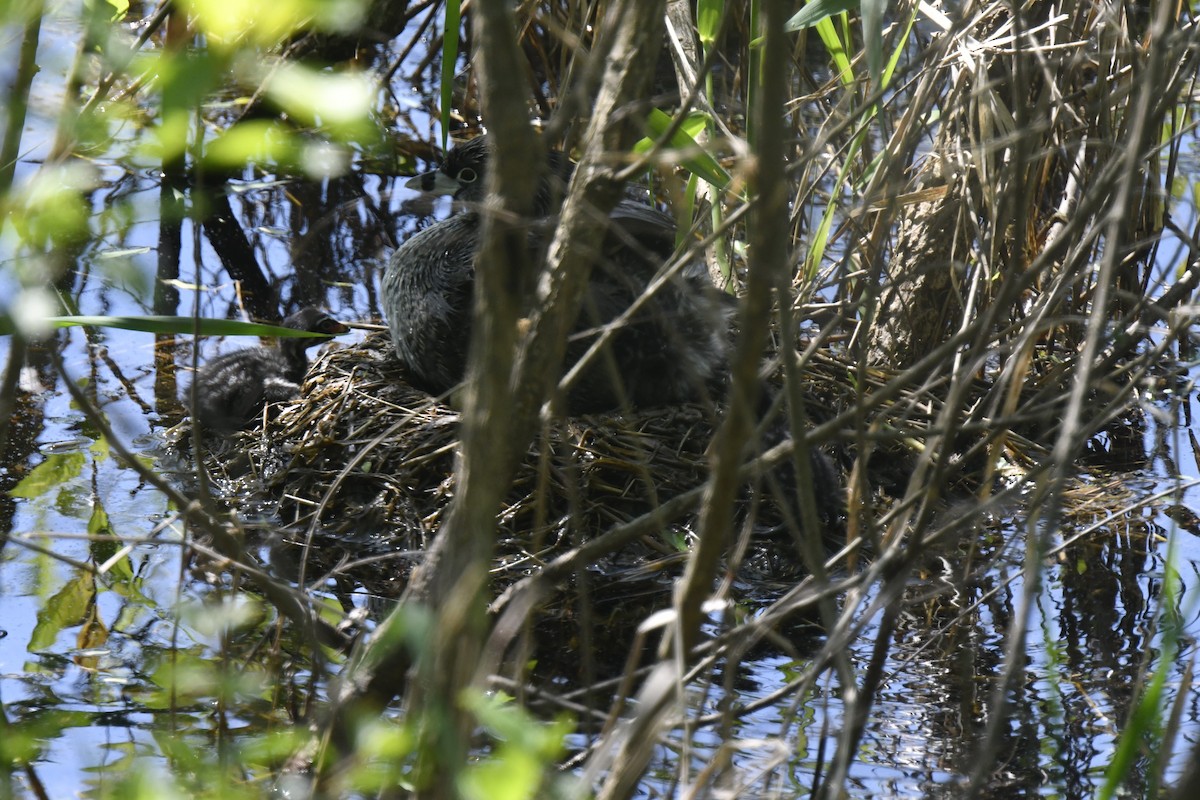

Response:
(207, 332), (844, 597)
(207, 333), (758, 587)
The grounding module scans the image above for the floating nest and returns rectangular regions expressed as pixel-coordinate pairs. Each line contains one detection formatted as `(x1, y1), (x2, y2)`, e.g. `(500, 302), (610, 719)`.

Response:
(214, 332), (822, 597)
(195, 327), (1075, 599)
(182, 324), (1154, 674)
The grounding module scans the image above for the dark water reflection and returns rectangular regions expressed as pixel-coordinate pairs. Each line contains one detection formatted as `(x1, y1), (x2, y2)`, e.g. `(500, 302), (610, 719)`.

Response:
(697, 504), (1199, 798)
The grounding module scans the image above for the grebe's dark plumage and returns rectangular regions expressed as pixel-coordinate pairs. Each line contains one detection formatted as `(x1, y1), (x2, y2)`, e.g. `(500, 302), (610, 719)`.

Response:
(405, 135), (576, 215)
(387, 136), (731, 412)
(192, 307), (349, 433)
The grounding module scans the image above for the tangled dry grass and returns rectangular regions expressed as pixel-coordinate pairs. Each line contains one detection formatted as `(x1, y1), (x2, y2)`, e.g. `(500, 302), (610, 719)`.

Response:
(207, 332), (856, 595)
(191, 322), (1147, 608)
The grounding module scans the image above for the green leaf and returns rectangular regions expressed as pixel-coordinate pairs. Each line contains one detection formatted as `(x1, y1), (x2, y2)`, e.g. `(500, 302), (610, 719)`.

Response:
(0, 314), (343, 338)
(95, 0), (129, 21)
(679, 112), (709, 140)
(785, 0), (859, 31)
(87, 500), (132, 582)
(459, 691), (572, 800)
(640, 108), (733, 193)
(88, 501), (112, 540)
(460, 750), (541, 800)
(187, 0), (311, 48)
(814, 15), (854, 85)
(697, 0), (724, 47)
(862, 0), (884, 88)
(30, 573), (94, 652)
(464, 691), (571, 758)
(204, 120), (297, 168)
(263, 63), (374, 140)
(8, 164), (94, 250)
(881, 3), (920, 89)
(10, 452), (86, 499)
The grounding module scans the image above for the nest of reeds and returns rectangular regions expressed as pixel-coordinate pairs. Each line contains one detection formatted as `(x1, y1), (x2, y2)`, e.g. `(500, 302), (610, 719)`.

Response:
(199, 322), (1103, 603)
(221, 332), (803, 595)
(191, 322), (1159, 626)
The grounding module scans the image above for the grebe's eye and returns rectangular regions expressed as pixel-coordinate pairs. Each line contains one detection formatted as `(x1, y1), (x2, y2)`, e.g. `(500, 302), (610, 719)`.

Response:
(457, 167), (478, 184)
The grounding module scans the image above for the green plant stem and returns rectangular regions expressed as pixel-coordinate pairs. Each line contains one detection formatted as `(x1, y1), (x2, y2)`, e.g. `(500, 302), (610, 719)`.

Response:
(676, 0), (788, 658)
(0, 0), (43, 197)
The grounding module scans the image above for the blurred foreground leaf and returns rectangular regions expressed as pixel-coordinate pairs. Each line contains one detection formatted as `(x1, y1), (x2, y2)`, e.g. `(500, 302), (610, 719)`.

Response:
(0, 315), (342, 338)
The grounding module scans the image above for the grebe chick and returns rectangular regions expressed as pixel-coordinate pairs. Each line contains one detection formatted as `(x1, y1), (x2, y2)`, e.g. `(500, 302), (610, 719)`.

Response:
(192, 307), (349, 433)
